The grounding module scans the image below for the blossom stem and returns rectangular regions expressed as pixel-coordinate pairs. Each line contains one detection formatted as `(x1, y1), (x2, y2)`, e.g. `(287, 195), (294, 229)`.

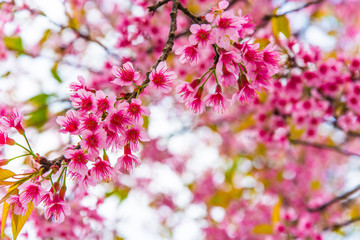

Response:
(50, 175), (57, 194)
(15, 143), (36, 158)
(22, 132), (34, 154)
(212, 68), (220, 85)
(7, 153), (31, 162)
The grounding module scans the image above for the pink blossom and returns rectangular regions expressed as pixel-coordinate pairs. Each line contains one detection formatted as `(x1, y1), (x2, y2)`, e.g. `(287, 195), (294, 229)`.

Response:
(90, 158), (116, 183)
(64, 149), (90, 176)
(79, 113), (100, 132)
(204, 85), (231, 113)
(102, 122), (122, 149)
(189, 24), (214, 48)
(7, 195), (27, 215)
(112, 62), (141, 86)
(70, 89), (96, 113)
(19, 182), (44, 206)
(80, 129), (107, 156)
(119, 99), (150, 124)
(120, 125), (150, 152)
(44, 196), (71, 223)
(0, 108), (24, 134)
(115, 144), (140, 172)
(56, 110), (81, 135)
(185, 87), (205, 114)
(107, 109), (132, 133)
(149, 61), (176, 93)
(0, 130), (15, 145)
(234, 81), (258, 103)
(176, 78), (202, 102)
(205, 0), (229, 22)
(216, 51), (241, 77)
(94, 90), (116, 116)
(175, 45), (199, 66)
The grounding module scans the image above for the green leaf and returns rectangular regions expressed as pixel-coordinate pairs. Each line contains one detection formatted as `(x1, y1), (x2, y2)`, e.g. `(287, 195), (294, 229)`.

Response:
(105, 186), (130, 203)
(25, 106), (48, 129)
(28, 93), (52, 107)
(51, 62), (62, 83)
(4, 36), (24, 54)
(271, 12), (291, 39)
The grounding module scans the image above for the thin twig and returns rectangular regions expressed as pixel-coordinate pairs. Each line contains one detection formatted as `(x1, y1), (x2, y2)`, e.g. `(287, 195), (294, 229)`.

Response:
(289, 139), (360, 158)
(307, 185), (360, 212)
(148, 0), (171, 14)
(125, 0), (179, 101)
(324, 217), (360, 231)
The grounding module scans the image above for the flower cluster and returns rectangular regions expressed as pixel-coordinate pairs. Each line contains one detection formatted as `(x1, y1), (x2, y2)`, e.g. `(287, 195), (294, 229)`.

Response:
(175, 0), (280, 114)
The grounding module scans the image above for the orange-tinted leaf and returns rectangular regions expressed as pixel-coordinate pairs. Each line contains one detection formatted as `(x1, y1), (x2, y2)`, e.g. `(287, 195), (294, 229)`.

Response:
(13, 202), (34, 240)
(0, 184), (19, 205)
(0, 169), (16, 182)
(1, 201), (11, 238)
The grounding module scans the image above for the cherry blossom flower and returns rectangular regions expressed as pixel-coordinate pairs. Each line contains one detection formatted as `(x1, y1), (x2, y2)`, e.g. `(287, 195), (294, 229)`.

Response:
(44, 196), (71, 223)
(189, 24), (214, 48)
(176, 78), (202, 102)
(112, 62), (141, 86)
(175, 45), (199, 66)
(80, 129), (107, 156)
(149, 61), (176, 93)
(7, 195), (27, 215)
(120, 125), (150, 151)
(205, 0), (229, 22)
(115, 144), (140, 172)
(79, 113), (100, 132)
(70, 89), (96, 113)
(185, 87), (205, 114)
(204, 85), (231, 113)
(0, 130), (14, 145)
(107, 109), (132, 133)
(90, 158), (116, 183)
(64, 149), (90, 176)
(0, 108), (24, 134)
(56, 110), (81, 135)
(94, 90), (116, 116)
(19, 182), (44, 206)
(119, 99), (150, 124)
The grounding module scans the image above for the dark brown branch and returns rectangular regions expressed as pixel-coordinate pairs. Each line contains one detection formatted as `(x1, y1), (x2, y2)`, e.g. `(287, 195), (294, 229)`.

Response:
(289, 139), (360, 158)
(148, 0), (171, 14)
(177, 3), (203, 24)
(324, 217), (360, 231)
(125, 0), (179, 101)
(307, 185), (360, 212)
(262, 0), (324, 21)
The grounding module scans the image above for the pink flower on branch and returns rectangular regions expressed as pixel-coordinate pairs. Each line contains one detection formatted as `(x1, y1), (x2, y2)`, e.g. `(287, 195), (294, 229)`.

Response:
(19, 182), (44, 206)
(90, 158), (116, 183)
(80, 129), (107, 156)
(56, 110), (81, 135)
(120, 125), (150, 152)
(112, 62), (141, 86)
(64, 149), (90, 177)
(189, 24), (215, 48)
(115, 144), (140, 172)
(44, 196), (71, 223)
(149, 61), (176, 93)
(175, 45), (199, 66)
(204, 85), (231, 113)
(0, 108), (24, 134)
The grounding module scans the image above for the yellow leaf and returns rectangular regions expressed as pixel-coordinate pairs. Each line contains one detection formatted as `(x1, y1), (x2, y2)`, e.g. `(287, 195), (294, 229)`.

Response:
(272, 198), (282, 225)
(11, 211), (19, 240)
(271, 10), (291, 39)
(0, 169), (16, 182)
(1, 201), (10, 238)
(0, 184), (19, 205)
(253, 224), (273, 234)
(13, 202), (34, 240)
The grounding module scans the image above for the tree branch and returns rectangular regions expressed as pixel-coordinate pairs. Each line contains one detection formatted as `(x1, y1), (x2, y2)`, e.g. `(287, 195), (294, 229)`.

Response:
(307, 185), (360, 212)
(148, 0), (171, 14)
(289, 139), (360, 158)
(324, 217), (360, 231)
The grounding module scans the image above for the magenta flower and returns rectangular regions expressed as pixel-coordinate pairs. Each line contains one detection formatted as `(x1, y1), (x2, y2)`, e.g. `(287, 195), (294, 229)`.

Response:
(0, 130), (15, 146)
(115, 144), (140, 172)
(94, 90), (116, 116)
(7, 195), (27, 216)
(205, 0), (229, 22)
(79, 113), (100, 132)
(149, 61), (176, 93)
(204, 85), (231, 113)
(176, 78), (202, 102)
(19, 182), (44, 206)
(56, 110), (81, 135)
(262, 43), (280, 75)
(175, 45), (199, 66)
(80, 129), (107, 156)
(189, 24), (214, 48)
(0, 108), (24, 134)
(107, 109), (132, 133)
(185, 87), (205, 114)
(70, 89), (96, 113)
(90, 158), (116, 183)
(102, 122), (122, 150)
(112, 62), (140, 86)
(118, 98), (150, 124)
(120, 125), (150, 152)
(64, 149), (90, 177)
(44, 197), (71, 223)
